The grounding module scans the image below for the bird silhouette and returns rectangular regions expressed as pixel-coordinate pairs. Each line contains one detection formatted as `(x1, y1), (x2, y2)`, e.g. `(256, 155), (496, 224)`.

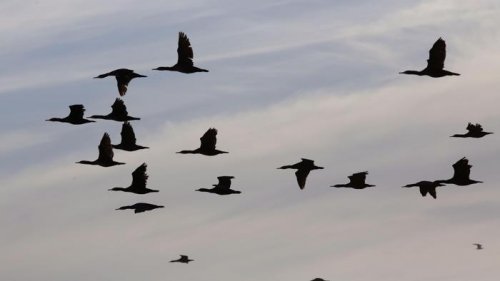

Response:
(177, 128), (228, 156)
(403, 181), (445, 199)
(116, 203), (164, 213)
(94, 68), (146, 96)
(153, 32), (208, 73)
(109, 163), (158, 194)
(196, 176), (241, 195)
(170, 255), (193, 263)
(112, 122), (149, 151)
(473, 243), (483, 250)
(436, 157), (482, 186)
(46, 104), (95, 125)
(451, 123), (493, 138)
(311, 279), (329, 281)
(76, 133), (124, 167)
(89, 98), (140, 122)
(400, 38), (460, 77)
(278, 158), (324, 190)
(332, 171), (374, 189)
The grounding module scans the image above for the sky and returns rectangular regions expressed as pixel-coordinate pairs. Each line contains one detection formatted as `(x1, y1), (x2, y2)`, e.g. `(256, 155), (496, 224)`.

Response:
(1, 0), (500, 280)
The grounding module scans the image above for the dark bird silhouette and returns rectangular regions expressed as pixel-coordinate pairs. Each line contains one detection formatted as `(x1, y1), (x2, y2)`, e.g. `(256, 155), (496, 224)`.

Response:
(46, 104), (95, 125)
(94, 68), (146, 96)
(76, 133), (124, 167)
(311, 279), (329, 281)
(89, 98), (140, 122)
(403, 181), (445, 199)
(278, 158), (324, 190)
(109, 163), (158, 194)
(436, 157), (482, 186)
(332, 172), (375, 189)
(451, 123), (493, 138)
(177, 128), (228, 156)
(116, 203), (164, 213)
(400, 38), (460, 77)
(153, 32), (208, 73)
(112, 122), (149, 151)
(170, 255), (193, 263)
(473, 243), (483, 250)
(196, 176), (241, 195)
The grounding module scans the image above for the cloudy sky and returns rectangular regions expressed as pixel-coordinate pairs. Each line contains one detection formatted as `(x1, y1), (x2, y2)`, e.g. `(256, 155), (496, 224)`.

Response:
(1, 0), (500, 280)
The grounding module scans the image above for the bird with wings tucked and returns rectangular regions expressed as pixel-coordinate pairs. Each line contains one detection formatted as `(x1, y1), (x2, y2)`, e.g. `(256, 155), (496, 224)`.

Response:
(116, 203), (164, 213)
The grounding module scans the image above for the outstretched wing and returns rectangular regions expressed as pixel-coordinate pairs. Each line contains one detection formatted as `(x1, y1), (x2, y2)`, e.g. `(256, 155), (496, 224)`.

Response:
(199, 128), (217, 151)
(68, 104), (85, 120)
(177, 32), (194, 66)
(349, 172), (368, 186)
(97, 133), (114, 162)
(426, 38), (446, 71)
(120, 121), (137, 145)
(295, 169), (310, 190)
(111, 98), (128, 116)
(131, 163), (148, 189)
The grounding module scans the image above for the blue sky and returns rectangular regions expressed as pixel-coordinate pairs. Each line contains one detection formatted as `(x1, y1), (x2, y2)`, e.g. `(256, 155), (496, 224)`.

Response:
(1, 0), (500, 280)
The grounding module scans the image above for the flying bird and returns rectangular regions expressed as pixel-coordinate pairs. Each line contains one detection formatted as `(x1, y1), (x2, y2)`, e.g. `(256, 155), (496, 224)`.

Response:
(311, 279), (329, 281)
(109, 163), (158, 194)
(76, 133), (124, 167)
(89, 98), (140, 122)
(278, 158), (324, 190)
(177, 128), (228, 156)
(46, 104), (95, 125)
(116, 203), (164, 213)
(153, 32), (208, 73)
(436, 157), (482, 186)
(196, 176), (241, 195)
(170, 255), (193, 263)
(451, 123), (493, 138)
(94, 68), (146, 96)
(332, 171), (375, 189)
(112, 122), (149, 151)
(400, 38), (460, 77)
(403, 181), (445, 199)
(473, 243), (483, 250)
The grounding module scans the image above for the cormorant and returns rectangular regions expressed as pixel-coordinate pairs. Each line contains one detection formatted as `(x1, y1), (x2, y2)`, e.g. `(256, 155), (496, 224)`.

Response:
(332, 171), (374, 189)
(112, 121), (149, 151)
(46, 104), (95, 125)
(94, 68), (146, 96)
(177, 128), (228, 156)
(76, 133), (124, 167)
(116, 203), (164, 213)
(196, 176), (241, 195)
(153, 32), (208, 73)
(278, 158), (324, 190)
(436, 157), (482, 186)
(109, 163), (158, 194)
(403, 181), (445, 199)
(451, 123), (493, 138)
(473, 243), (483, 250)
(170, 255), (193, 263)
(400, 38), (460, 77)
(311, 279), (329, 281)
(89, 98), (140, 122)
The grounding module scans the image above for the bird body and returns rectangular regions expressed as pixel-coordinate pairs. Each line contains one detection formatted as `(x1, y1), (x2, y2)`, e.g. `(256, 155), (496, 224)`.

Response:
(112, 122), (149, 151)
(94, 68), (146, 96)
(77, 133), (124, 167)
(109, 163), (158, 194)
(332, 171), (374, 189)
(177, 128), (228, 156)
(473, 243), (483, 250)
(116, 203), (164, 213)
(170, 255), (193, 263)
(278, 158), (324, 189)
(153, 32), (208, 73)
(451, 123), (493, 138)
(436, 157), (482, 186)
(403, 181), (444, 199)
(46, 104), (94, 125)
(196, 176), (241, 195)
(89, 98), (140, 122)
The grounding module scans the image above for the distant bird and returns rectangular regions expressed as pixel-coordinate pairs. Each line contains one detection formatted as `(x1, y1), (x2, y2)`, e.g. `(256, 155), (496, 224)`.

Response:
(77, 133), (124, 167)
(89, 98), (140, 122)
(170, 255), (193, 263)
(278, 158), (324, 190)
(116, 203), (164, 213)
(400, 38), (460, 77)
(403, 181), (445, 199)
(94, 68), (146, 96)
(177, 128), (228, 156)
(473, 243), (483, 250)
(112, 122), (149, 151)
(311, 279), (329, 281)
(46, 104), (95, 125)
(153, 32), (208, 73)
(109, 163), (158, 194)
(436, 157), (482, 186)
(332, 171), (375, 189)
(196, 176), (241, 195)
(451, 123), (493, 138)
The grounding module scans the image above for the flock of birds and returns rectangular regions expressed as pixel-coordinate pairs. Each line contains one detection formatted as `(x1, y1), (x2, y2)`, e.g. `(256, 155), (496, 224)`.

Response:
(46, 33), (487, 278)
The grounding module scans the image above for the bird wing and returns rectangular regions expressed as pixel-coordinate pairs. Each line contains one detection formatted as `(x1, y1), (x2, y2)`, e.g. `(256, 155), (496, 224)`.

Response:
(295, 169), (310, 189)
(131, 163), (148, 189)
(116, 76), (132, 96)
(180, 255), (189, 259)
(199, 128), (217, 151)
(177, 32), (194, 66)
(426, 38), (446, 71)
(467, 123), (483, 133)
(97, 133), (114, 162)
(428, 187), (437, 199)
(111, 98), (128, 116)
(121, 121), (137, 145)
(349, 172), (368, 186)
(68, 104), (85, 120)
(217, 176), (232, 190)
(452, 157), (471, 181)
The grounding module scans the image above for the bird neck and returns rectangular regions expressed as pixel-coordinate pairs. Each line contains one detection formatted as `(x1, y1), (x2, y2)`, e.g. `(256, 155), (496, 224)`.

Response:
(400, 70), (423, 75)
(154, 66), (175, 71)
(109, 187), (128, 192)
(177, 149), (198, 154)
(77, 160), (96, 165)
